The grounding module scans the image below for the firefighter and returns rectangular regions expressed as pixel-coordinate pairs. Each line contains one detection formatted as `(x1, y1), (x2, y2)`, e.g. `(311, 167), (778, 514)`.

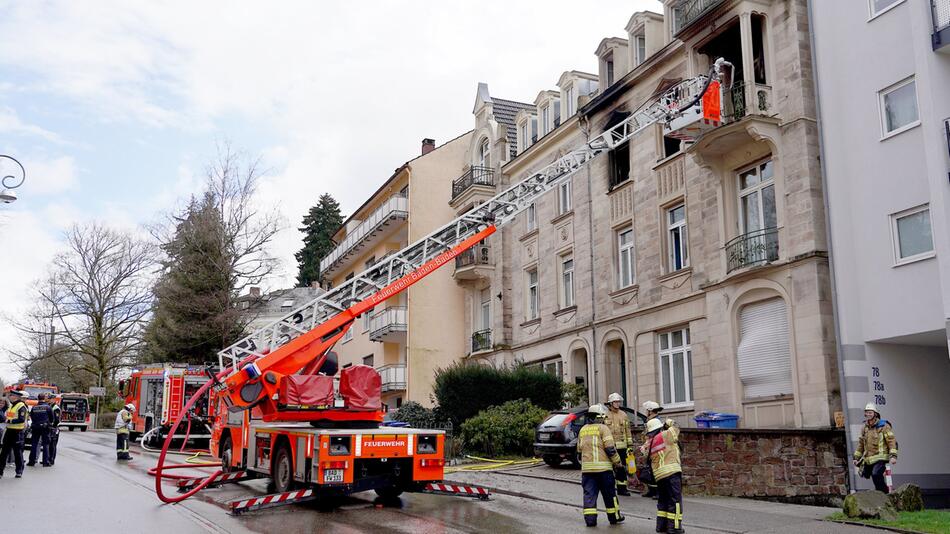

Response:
(605, 392), (633, 496)
(27, 393), (54, 467)
(48, 396), (62, 466)
(577, 404), (625, 527)
(639, 400), (665, 498)
(642, 417), (684, 534)
(0, 390), (29, 479)
(853, 402), (897, 493)
(115, 403), (135, 460)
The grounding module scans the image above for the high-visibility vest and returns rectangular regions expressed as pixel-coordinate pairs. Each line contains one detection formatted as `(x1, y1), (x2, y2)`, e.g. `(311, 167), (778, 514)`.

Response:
(5, 401), (28, 430)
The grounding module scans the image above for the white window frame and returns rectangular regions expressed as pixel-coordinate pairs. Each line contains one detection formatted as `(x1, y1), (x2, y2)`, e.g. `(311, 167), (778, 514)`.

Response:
(737, 159), (776, 235)
(478, 288), (492, 331)
(558, 179), (572, 214)
(634, 34), (646, 66)
(617, 227), (635, 289)
(667, 203), (689, 272)
(868, 0), (905, 20)
(605, 53), (615, 86)
(526, 267), (539, 321)
(343, 328), (353, 343)
(658, 328), (693, 407)
(526, 202), (537, 232)
(890, 204), (936, 266)
(519, 120), (529, 152)
(540, 103), (550, 136)
(478, 137), (491, 167)
(565, 85), (576, 117)
(559, 253), (574, 309)
(878, 76), (920, 139)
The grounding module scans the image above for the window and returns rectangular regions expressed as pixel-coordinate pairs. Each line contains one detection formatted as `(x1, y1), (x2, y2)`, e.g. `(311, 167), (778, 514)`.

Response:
(526, 268), (539, 320)
(478, 137), (491, 167)
(609, 141), (631, 188)
(634, 34), (646, 66)
(738, 160), (777, 235)
(737, 298), (792, 399)
(529, 358), (563, 378)
(658, 328), (693, 406)
(362, 355), (374, 367)
(560, 254), (574, 309)
(343, 328), (353, 342)
(618, 228), (635, 288)
(519, 120), (529, 152)
(869, 0), (904, 17)
(662, 135), (681, 159)
(565, 86), (576, 117)
(478, 288), (491, 331)
(667, 204), (689, 271)
(879, 77), (919, 136)
(281, 299), (295, 308)
(526, 203), (537, 232)
(605, 53), (615, 86)
(891, 205), (935, 264)
(558, 179), (572, 214)
(540, 104), (550, 136)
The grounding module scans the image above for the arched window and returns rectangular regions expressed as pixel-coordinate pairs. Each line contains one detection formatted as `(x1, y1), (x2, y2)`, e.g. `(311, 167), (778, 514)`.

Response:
(736, 297), (792, 398)
(477, 138), (490, 168)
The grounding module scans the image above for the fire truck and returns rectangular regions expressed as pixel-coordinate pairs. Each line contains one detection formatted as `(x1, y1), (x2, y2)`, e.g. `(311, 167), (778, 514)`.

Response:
(4, 381), (59, 407)
(154, 59), (734, 513)
(58, 393), (91, 431)
(119, 364), (214, 447)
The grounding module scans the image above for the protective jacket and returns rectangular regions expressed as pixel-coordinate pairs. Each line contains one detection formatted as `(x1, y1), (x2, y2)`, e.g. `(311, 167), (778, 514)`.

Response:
(114, 409), (133, 433)
(4, 401), (28, 430)
(854, 419), (897, 464)
(51, 404), (61, 426)
(604, 409), (632, 449)
(645, 424), (682, 481)
(577, 423), (621, 473)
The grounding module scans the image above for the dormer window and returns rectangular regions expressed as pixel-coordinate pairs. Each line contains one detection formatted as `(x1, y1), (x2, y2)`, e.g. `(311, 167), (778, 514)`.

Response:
(605, 53), (615, 86)
(634, 34), (646, 66)
(540, 104), (550, 136)
(566, 86), (576, 117)
(478, 138), (490, 167)
(519, 120), (529, 153)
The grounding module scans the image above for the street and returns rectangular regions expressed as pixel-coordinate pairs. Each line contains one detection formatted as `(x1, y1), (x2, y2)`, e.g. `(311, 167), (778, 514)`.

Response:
(1, 431), (879, 534)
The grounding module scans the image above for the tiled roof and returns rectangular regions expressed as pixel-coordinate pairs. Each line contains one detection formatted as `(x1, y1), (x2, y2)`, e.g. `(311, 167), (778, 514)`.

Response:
(491, 97), (534, 158)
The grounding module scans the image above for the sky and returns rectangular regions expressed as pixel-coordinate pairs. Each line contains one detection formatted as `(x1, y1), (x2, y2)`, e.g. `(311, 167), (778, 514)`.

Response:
(0, 0), (663, 381)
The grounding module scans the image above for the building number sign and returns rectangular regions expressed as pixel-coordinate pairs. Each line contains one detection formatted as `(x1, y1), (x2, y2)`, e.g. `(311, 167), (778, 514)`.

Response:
(871, 366), (886, 406)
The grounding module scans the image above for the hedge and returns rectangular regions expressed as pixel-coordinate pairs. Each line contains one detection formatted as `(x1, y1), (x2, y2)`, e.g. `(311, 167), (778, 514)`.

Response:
(460, 399), (549, 457)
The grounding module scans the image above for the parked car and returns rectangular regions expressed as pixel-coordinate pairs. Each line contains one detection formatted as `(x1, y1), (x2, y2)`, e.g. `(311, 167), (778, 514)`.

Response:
(534, 405), (646, 468)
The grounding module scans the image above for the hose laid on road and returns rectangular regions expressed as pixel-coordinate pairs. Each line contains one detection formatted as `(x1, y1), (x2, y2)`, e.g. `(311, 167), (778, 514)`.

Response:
(444, 455), (541, 474)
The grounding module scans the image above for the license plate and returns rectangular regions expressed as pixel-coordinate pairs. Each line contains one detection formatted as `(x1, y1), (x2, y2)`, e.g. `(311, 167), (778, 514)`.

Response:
(538, 433), (551, 442)
(324, 469), (344, 483)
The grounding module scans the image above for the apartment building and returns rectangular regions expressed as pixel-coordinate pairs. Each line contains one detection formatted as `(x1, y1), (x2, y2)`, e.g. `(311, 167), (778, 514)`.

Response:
(320, 135), (471, 410)
(811, 0), (950, 498)
(238, 286), (324, 333)
(459, 0), (840, 429)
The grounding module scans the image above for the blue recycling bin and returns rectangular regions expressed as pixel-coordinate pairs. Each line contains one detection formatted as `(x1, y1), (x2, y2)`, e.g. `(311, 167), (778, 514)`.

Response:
(693, 412), (739, 428)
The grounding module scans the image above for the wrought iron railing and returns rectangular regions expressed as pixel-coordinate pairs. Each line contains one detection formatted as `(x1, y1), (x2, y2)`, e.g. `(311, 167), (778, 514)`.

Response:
(725, 227), (779, 273)
(451, 166), (494, 200)
(728, 81), (773, 122)
(672, 0), (727, 34)
(471, 329), (492, 353)
(378, 364), (407, 392)
(454, 244), (491, 269)
(369, 306), (407, 341)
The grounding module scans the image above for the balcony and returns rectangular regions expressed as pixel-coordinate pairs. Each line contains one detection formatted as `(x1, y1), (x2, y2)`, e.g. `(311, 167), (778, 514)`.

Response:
(933, 0), (950, 52)
(471, 329), (492, 353)
(453, 244), (493, 282)
(727, 81), (774, 122)
(378, 364), (407, 393)
(450, 166), (495, 205)
(725, 227), (779, 273)
(369, 306), (407, 343)
(672, 0), (727, 36)
(320, 195), (408, 278)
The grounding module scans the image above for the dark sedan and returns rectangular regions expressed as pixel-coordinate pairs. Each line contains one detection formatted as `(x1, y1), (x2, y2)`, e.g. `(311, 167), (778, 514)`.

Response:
(534, 405), (646, 467)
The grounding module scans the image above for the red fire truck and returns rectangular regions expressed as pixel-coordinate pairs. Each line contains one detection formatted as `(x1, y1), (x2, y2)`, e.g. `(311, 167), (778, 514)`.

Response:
(58, 393), (91, 431)
(119, 364), (213, 447)
(4, 381), (59, 407)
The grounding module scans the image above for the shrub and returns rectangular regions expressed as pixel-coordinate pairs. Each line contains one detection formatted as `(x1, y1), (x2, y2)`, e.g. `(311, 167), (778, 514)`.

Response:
(432, 362), (562, 427)
(460, 399), (549, 457)
(561, 382), (588, 408)
(389, 401), (449, 428)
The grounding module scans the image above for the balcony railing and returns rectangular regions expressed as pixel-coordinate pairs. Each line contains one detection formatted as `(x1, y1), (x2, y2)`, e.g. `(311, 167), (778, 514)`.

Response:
(725, 227), (779, 273)
(672, 0), (727, 35)
(471, 329), (492, 353)
(378, 364), (407, 392)
(451, 166), (494, 201)
(728, 81), (773, 122)
(319, 195), (408, 274)
(933, 0), (950, 51)
(369, 306), (407, 342)
(455, 245), (491, 269)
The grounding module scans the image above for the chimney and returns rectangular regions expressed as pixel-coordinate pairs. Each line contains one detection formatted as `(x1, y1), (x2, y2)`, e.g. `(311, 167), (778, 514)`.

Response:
(421, 138), (436, 155)
(249, 287), (261, 298)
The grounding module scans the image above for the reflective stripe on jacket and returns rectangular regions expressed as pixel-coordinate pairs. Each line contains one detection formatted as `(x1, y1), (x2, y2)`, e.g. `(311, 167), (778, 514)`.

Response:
(114, 409), (132, 433)
(854, 419), (897, 464)
(647, 425), (682, 480)
(604, 409), (632, 449)
(577, 423), (621, 473)
(4, 401), (28, 430)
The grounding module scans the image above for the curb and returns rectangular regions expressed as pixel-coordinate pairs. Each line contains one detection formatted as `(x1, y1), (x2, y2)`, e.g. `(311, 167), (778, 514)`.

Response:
(824, 519), (925, 534)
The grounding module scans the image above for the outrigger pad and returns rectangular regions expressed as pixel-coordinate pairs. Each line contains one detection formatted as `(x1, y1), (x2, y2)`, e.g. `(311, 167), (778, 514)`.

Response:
(279, 375), (334, 408)
(339, 365), (382, 411)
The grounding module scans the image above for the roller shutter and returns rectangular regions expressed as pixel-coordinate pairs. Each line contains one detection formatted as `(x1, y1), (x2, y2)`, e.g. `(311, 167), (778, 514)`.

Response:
(737, 298), (792, 398)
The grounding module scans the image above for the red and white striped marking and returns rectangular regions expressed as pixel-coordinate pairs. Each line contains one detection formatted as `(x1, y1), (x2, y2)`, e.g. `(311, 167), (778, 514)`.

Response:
(886, 465), (893, 492)
(424, 482), (490, 500)
(177, 470), (249, 491)
(230, 488), (314, 515)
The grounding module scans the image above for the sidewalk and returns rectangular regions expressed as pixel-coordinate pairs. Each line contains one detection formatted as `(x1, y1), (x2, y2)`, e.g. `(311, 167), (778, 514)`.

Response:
(446, 465), (877, 533)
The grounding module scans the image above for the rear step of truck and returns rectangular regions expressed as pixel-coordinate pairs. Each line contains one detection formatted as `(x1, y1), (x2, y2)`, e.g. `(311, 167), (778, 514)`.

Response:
(176, 470), (256, 492)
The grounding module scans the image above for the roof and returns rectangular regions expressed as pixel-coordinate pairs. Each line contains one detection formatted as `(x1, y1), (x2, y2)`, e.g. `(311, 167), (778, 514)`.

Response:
(490, 97), (534, 159)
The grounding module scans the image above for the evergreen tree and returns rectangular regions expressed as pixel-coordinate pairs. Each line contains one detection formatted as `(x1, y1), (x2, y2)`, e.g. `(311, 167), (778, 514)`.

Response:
(296, 193), (344, 287)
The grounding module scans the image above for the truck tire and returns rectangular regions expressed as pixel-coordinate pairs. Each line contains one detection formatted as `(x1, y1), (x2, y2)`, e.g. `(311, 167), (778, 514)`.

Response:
(69, 426), (76, 432)
(271, 442), (296, 493)
(219, 435), (234, 473)
(374, 486), (404, 499)
(80, 426), (87, 432)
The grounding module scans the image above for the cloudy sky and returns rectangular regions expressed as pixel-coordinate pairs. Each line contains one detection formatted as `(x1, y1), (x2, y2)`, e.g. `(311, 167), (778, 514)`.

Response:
(0, 0), (662, 381)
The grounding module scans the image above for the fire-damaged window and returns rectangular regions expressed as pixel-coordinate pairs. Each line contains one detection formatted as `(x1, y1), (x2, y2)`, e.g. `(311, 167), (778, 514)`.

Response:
(604, 110), (632, 190)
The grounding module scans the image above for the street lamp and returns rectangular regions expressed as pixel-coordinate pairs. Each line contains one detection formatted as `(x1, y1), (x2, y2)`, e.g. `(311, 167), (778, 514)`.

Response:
(1, 155), (26, 204)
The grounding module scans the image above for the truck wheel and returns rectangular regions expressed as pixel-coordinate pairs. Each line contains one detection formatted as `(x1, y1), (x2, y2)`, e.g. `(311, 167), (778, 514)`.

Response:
(69, 426), (76, 432)
(219, 436), (234, 473)
(542, 455), (563, 467)
(374, 486), (404, 499)
(271, 443), (296, 493)
(80, 426), (87, 432)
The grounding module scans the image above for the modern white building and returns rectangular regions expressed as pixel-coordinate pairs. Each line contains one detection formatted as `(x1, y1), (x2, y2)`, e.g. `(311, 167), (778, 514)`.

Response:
(810, 0), (950, 502)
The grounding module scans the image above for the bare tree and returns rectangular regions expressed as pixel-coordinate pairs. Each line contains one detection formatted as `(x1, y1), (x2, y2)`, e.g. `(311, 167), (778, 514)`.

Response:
(10, 222), (156, 385)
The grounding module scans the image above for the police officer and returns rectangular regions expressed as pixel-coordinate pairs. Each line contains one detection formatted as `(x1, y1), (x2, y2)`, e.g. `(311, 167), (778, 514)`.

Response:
(0, 390), (29, 479)
(605, 392), (633, 496)
(642, 417), (684, 534)
(577, 404), (625, 527)
(853, 402), (897, 493)
(48, 396), (62, 466)
(28, 393), (54, 467)
(640, 400), (665, 498)
(115, 403), (135, 460)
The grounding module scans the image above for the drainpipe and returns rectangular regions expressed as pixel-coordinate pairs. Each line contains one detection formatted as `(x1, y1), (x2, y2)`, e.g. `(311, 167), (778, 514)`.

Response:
(580, 114), (599, 403)
(807, 0), (856, 493)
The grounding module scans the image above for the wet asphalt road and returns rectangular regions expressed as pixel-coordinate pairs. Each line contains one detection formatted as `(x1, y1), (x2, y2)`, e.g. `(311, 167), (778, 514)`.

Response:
(2, 431), (603, 534)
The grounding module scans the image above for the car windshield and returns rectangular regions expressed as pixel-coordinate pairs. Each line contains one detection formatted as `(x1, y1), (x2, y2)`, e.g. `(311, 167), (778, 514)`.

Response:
(24, 386), (55, 398)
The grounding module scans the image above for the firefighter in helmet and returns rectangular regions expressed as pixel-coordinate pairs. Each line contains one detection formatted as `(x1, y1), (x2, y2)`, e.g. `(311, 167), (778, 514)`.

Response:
(114, 403), (135, 460)
(642, 417), (684, 534)
(853, 402), (897, 493)
(639, 400), (665, 498)
(604, 392), (633, 496)
(577, 404), (625, 527)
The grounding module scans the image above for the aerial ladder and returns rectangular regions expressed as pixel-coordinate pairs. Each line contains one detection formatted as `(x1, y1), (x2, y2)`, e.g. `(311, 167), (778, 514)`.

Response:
(152, 59), (733, 512)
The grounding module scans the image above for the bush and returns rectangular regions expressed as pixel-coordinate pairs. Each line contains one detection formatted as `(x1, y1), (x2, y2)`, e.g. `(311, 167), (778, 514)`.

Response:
(432, 362), (562, 427)
(561, 382), (588, 408)
(460, 399), (549, 457)
(389, 401), (449, 428)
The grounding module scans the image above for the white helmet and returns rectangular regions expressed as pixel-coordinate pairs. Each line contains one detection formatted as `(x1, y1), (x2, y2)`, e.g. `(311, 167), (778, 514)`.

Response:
(645, 418), (664, 433)
(607, 392), (624, 404)
(864, 403), (879, 414)
(642, 400), (662, 413)
(587, 404), (607, 417)
(125, 403), (135, 411)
